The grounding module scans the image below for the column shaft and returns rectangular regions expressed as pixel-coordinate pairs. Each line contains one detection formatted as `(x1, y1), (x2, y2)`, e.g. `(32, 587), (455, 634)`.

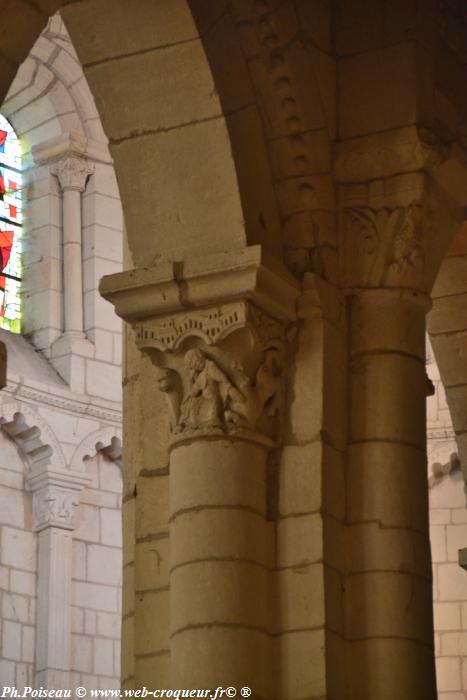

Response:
(36, 527), (73, 688)
(169, 438), (274, 697)
(346, 289), (437, 700)
(62, 188), (84, 334)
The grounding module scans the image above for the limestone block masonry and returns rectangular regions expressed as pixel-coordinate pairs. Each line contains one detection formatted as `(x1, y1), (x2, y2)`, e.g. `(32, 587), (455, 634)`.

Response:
(101, 245), (300, 695)
(4, 2), (467, 699)
(0, 14), (123, 692)
(427, 339), (467, 699)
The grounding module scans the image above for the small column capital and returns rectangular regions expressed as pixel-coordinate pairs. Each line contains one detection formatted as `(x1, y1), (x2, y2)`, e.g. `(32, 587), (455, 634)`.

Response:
(25, 465), (90, 532)
(51, 155), (94, 193)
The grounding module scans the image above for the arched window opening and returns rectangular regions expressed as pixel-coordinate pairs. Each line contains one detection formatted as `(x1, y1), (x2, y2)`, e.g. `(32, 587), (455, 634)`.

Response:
(0, 114), (22, 333)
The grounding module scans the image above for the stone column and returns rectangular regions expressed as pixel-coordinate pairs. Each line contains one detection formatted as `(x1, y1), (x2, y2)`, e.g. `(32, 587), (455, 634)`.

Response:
(342, 201), (437, 700)
(100, 247), (299, 696)
(52, 156), (94, 337)
(166, 323), (279, 694)
(25, 465), (90, 688)
(331, 121), (466, 700)
(346, 287), (436, 699)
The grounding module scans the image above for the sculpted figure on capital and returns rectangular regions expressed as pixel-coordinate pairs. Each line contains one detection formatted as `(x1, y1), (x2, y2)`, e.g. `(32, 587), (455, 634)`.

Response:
(157, 345), (282, 441)
(177, 348), (243, 433)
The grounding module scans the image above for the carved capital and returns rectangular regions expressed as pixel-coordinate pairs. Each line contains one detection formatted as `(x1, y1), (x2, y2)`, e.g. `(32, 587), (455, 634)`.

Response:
(101, 246), (300, 448)
(154, 303), (284, 447)
(51, 155), (94, 192)
(32, 486), (79, 531)
(343, 204), (425, 290)
(25, 465), (90, 532)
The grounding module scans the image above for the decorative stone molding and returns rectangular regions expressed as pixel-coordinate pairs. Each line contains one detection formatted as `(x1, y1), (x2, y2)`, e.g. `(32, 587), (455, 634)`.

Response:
(25, 464), (90, 532)
(32, 487), (79, 531)
(428, 452), (461, 489)
(343, 204), (425, 289)
(70, 427), (123, 471)
(100, 246), (298, 323)
(32, 130), (111, 166)
(51, 155), (95, 193)
(99, 436), (122, 466)
(135, 301), (282, 354)
(334, 126), (450, 184)
(2, 379), (121, 422)
(0, 402), (66, 471)
(101, 245), (299, 447)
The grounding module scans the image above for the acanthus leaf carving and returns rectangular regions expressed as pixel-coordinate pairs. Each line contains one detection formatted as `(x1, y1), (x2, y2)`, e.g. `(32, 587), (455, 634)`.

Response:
(344, 204), (424, 289)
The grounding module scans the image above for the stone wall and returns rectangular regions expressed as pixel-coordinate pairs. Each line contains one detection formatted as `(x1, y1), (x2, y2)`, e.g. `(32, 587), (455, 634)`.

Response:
(1, 13), (123, 400)
(71, 452), (122, 689)
(0, 337), (122, 688)
(1, 3), (467, 698)
(427, 340), (467, 699)
(0, 430), (36, 686)
(0, 14), (123, 691)
(0, 428), (122, 690)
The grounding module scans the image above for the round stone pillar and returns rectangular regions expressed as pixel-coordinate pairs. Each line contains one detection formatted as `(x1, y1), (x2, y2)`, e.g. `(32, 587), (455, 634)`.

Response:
(169, 437), (272, 693)
(346, 288), (437, 700)
(157, 334), (282, 698)
(99, 246), (300, 696)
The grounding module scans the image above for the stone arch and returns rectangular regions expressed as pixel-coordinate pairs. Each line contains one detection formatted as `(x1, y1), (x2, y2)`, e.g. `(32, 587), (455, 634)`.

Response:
(2, 14), (107, 151)
(59, 0), (336, 277)
(0, 399), (67, 470)
(0, 1), (337, 280)
(70, 425), (122, 472)
(1, 11), (124, 378)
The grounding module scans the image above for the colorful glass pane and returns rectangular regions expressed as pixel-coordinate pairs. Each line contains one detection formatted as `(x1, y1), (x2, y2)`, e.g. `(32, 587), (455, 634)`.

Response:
(0, 114), (22, 333)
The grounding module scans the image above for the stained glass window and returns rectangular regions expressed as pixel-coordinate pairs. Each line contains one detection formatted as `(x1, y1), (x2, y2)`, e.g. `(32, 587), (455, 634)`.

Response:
(0, 114), (22, 333)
